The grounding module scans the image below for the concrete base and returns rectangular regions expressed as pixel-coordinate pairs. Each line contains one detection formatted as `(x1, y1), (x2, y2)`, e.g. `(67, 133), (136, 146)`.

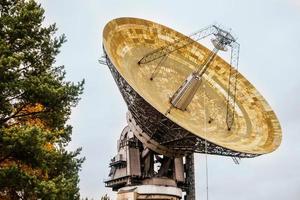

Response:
(117, 185), (182, 200)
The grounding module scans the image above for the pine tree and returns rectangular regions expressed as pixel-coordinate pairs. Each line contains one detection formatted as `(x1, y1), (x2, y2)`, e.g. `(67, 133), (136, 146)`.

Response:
(0, 0), (85, 199)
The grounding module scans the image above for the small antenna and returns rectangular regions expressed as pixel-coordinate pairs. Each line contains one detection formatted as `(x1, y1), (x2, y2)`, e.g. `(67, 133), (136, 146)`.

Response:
(98, 54), (107, 65)
(231, 157), (241, 165)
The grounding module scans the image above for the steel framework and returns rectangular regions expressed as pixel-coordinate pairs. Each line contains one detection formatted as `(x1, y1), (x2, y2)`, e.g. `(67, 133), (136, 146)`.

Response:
(138, 24), (240, 131)
(104, 48), (257, 158)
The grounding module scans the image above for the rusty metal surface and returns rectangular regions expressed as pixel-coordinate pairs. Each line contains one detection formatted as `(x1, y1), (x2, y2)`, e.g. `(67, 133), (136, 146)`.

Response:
(102, 17), (281, 157)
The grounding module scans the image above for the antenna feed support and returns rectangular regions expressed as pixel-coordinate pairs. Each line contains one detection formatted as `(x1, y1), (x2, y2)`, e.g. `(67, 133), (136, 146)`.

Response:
(170, 72), (202, 111)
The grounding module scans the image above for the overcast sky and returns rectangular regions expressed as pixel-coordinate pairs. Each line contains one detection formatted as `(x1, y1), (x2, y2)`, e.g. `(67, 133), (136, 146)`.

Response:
(38, 0), (300, 199)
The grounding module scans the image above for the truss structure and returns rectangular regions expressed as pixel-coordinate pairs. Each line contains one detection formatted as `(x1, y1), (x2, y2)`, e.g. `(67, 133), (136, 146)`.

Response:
(104, 49), (257, 158)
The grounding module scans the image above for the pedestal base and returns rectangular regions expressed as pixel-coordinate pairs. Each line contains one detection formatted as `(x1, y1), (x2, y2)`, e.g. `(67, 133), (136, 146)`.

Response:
(117, 185), (182, 200)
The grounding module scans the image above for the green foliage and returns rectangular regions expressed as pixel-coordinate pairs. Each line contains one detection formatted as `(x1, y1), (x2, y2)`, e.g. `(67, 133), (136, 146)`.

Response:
(0, 0), (85, 199)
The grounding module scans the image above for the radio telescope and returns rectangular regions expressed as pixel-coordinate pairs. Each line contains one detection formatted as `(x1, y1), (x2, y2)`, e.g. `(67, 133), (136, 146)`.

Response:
(101, 17), (281, 200)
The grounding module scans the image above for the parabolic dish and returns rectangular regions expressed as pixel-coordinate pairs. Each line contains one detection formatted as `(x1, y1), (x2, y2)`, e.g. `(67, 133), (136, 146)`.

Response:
(102, 17), (281, 157)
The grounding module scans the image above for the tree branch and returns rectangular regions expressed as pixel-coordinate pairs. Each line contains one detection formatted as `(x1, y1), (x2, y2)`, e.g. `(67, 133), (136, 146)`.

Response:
(13, 110), (48, 119)
(0, 104), (27, 124)
(4, 92), (25, 103)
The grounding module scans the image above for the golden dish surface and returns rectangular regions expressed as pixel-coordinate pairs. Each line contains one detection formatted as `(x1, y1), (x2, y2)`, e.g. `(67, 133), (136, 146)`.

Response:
(103, 17), (281, 155)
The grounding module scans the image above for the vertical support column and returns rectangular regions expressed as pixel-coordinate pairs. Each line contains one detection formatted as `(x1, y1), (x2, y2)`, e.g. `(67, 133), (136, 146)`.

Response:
(185, 153), (195, 200)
